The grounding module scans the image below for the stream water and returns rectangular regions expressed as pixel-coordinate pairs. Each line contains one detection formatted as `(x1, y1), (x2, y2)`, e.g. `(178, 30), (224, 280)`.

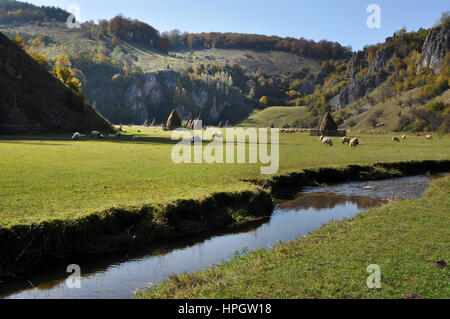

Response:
(0, 174), (442, 299)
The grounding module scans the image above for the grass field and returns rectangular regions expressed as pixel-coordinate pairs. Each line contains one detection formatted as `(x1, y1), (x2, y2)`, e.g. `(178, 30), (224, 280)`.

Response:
(137, 176), (450, 299)
(239, 106), (310, 127)
(0, 127), (449, 227)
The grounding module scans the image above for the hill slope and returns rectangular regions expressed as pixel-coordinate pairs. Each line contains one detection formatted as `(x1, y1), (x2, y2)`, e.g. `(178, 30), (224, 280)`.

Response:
(239, 106), (310, 128)
(0, 31), (114, 134)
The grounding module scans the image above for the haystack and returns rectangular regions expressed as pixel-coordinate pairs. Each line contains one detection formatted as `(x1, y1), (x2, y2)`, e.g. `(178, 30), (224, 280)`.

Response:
(166, 109), (182, 130)
(319, 112), (338, 135)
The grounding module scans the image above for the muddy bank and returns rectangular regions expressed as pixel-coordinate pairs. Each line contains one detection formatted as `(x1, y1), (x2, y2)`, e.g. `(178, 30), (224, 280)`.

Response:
(0, 190), (273, 280)
(0, 159), (448, 280)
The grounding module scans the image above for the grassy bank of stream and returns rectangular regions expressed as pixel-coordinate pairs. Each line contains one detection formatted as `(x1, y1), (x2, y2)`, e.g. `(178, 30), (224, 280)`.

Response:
(137, 176), (449, 299)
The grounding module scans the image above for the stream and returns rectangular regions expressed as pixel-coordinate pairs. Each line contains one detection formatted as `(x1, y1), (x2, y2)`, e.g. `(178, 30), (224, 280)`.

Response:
(0, 174), (443, 299)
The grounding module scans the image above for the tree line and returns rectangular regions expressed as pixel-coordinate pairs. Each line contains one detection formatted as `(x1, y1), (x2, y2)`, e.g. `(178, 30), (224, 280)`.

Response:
(164, 30), (352, 60)
(0, 0), (69, 23)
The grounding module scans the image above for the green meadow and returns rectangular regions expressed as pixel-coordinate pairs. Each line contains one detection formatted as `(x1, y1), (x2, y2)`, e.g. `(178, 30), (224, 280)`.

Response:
(0, 127), (449, 227)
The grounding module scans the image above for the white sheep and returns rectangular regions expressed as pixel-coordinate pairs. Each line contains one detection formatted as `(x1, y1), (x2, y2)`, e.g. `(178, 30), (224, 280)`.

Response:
(91, 131), (101, 138)
(72, 132), (81, 141)
(350, 138), (359, 147)
(392, 137), (400, 142)
(191, 134), (202, 143)
(427, 135), (433, 140)
(322, 137), (333, 146)
(342, 136), (352, 144)
(402, 135), (407, 140)
(99, 134), (105, 139)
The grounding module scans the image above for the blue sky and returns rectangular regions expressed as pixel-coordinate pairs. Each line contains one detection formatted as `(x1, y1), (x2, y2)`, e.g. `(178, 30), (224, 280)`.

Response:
(27, 0), (449, 50)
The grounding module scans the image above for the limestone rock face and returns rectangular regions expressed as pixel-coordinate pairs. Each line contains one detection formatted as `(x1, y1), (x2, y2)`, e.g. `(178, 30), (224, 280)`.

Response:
(418, 25), (450, 72)
(124, 70), (250, 125)
(347, 51), (368, 79)
(333, 73), (385, 109)
(368, 46), (395, 74)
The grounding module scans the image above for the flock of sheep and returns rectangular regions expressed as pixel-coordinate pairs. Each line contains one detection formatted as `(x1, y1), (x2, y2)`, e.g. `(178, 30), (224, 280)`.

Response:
(72, 129), (225, 143)
(71, 131), (124, 141)
(320, 136), (359, 147)
(320, 134), (434, 147)
(392, 135), (433, 142)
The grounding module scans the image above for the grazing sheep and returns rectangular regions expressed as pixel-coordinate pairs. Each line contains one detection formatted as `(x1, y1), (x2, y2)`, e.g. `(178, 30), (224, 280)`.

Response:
(393, 137), (400, 142)
(402, 135), (407, 140)
(350, 138), (359, 147)
(322, 137), (333, 146)
(342, 137), (352, 144)
(427, 135), (433, 140)
(91, 131), (101, 138)
(190, 134), (202, 143)
(212, 132), (223, 138)
(72, 132), (81, 141)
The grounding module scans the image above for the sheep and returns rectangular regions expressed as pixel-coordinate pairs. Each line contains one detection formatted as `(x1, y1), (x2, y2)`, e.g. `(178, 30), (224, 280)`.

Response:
(322, 137), (333, 146)
(402, 135), (407, 140)
(392, 137), (400, 142)
(427, 135), (433, 140)
(349, 138), (359, 147)
(342, 136), (352, 144)
(99, 134), (105, 139)
(320, 135), (325, 141)
(190, 134), (202, 143)
(212, 132), (223, 138)
(91, 131), (101, 138)
(72, 132), (81, 141)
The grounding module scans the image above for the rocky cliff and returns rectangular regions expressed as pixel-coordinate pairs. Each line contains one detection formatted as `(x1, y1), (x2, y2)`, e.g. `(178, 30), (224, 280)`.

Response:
(331, 48), (392, 109)
(0, 32), (114, 134)
(124, 71), (251, 125)
(417, 25), (450, 72)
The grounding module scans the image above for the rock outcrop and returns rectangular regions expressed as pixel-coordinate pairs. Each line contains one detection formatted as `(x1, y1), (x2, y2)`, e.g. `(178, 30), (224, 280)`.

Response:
(124, 71), (251, 125)
(417, 25), (450, 72)
(332, 73), (385, 109)
(0, 32), (114, 134)
(331, 45), (394, 109)
(347, 51), (368, 79)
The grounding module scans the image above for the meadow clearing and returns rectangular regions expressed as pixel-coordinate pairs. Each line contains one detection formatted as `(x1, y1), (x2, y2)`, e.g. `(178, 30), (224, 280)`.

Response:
(0, 126), (449, 228)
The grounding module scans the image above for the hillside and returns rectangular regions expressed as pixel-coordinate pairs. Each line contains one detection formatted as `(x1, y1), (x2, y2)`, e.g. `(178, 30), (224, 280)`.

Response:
(0, 17), (327, 125)
(0, 31), (114, 134)
(239, 106), (310, 128)
(0, 1), (448, 131)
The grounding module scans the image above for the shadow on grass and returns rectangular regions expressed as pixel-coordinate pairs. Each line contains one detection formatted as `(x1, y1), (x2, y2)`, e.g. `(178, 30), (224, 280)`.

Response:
(0, 134), (179, 146)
